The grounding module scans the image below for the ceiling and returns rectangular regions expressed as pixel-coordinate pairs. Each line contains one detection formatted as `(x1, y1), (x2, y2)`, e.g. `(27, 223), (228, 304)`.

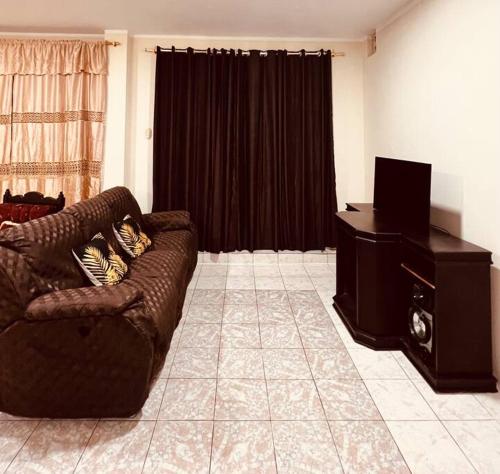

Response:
(0, 0), (412, 39)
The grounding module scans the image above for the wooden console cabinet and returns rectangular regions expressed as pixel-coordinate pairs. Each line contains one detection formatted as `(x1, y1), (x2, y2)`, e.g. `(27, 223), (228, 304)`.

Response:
(334, 203), (497, 392)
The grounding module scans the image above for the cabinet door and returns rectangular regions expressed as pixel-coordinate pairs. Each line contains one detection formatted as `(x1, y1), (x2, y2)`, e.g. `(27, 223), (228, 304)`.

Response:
(356, 236), (404, 337)
(336, 224), (356, 302)
(434, 261), (492, 377)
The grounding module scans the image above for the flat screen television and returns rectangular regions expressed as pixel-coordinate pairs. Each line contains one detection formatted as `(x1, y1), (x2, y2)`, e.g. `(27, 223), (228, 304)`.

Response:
(373, 157), (432, 233)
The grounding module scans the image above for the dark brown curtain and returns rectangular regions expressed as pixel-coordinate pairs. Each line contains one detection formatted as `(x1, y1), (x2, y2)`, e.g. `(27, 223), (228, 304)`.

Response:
(153, 47), (337, 252)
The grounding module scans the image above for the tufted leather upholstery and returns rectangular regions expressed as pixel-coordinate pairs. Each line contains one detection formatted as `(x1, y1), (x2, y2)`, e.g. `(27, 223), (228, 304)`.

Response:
(143, 210), (192, 232)
(25, 283), (143, 321)
(0, 187), (197, 418)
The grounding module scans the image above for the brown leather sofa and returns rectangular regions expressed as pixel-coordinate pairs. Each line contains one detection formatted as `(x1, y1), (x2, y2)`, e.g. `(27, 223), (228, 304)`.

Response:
(0, 187), (197, 418)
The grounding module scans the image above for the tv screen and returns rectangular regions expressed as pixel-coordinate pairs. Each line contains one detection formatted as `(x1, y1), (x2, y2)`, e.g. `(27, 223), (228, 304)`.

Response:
(373, 157), (432, 233)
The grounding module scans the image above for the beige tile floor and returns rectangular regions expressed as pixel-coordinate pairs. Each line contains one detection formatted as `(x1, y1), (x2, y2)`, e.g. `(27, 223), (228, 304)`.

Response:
(1, 258), (500, 473)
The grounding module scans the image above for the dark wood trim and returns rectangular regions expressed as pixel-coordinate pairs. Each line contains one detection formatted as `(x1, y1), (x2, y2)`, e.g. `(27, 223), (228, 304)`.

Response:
(335, 295), (497, 391)
(402, 341), (497, 393)
(333, 296), (403, 350)
(3, 189), (65, 211)
(334, 202), (497, 393)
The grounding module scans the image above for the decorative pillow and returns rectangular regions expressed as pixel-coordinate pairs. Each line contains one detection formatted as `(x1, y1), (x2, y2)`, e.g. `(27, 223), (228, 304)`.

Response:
(72, 233), (128, 286)
(112, 214), (152, 258)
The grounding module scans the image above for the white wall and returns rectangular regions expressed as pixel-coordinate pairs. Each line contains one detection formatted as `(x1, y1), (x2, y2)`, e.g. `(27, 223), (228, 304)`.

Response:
(125, 35), (367, 212)
(0, 30), (367, 241)
(102, 30), (129, 189)
(364, 0), (500, 376)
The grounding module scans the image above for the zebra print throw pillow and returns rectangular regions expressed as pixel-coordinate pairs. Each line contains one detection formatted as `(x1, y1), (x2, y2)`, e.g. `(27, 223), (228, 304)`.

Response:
(72, 233), (128, 286)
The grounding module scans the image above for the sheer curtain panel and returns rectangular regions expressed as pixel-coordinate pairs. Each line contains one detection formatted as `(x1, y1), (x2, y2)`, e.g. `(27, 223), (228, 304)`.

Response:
(0, 39), (108, 204)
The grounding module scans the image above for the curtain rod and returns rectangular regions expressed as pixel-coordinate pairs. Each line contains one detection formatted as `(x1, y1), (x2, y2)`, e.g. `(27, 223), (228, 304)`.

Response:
(144, 46), (345, 57)
(104, 40), (121, 47)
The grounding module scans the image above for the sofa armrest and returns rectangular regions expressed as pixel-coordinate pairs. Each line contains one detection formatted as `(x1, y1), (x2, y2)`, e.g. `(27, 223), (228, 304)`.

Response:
(25, 283), (143, 321)
(142, 210), (193, 232)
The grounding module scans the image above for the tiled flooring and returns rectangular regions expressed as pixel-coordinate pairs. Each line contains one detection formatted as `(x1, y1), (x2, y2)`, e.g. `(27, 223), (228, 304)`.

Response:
(2, 257), (500, 473)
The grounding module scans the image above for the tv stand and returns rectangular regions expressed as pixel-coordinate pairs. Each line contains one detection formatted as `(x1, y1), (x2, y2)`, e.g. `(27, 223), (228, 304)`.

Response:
(334, 203), (497, 392)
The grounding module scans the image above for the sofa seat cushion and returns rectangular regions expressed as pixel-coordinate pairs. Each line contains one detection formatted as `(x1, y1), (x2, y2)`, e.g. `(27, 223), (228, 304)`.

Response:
(126, 250), (188, 317)
(127, 249), (188, 337)
(126, 273), (184, 380)
(127, 276), (178, 331)
(127, 249), (187, 279)
(151, 229), (197, 264)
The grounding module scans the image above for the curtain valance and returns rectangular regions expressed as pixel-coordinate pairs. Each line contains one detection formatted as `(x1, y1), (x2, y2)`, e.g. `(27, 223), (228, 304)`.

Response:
(0, 39), (108, 76)
(0, 39), (107, 204)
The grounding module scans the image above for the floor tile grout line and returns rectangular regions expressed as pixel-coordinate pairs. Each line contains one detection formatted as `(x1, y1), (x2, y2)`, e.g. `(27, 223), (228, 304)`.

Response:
(279, 266), (346, 474)
(356, 377), (412, 472)
(324, 285), (413, 472)
(166, 283), (194, 378)
(139, 268), (198, 472)
(166, 376), (362, 381)
(64, 412), (496, 422)
(384, 418), (478, 474)
(383, 420), (424, 474)
(386, 348), (428, 384)
(330, 282), (475, 474)
(443, 418), (500, 474)
(208, 275), (227, 473)
(72, 419), (100, 473)
(177, 344), (358, 350)
(306, 290), (363, 383)
(100, 416), (500, 422)
(254, 270), (280, 473)
(6, 263), (495, 472)
(4, 418), (42, 473)
(140, 371), (175, 473)
(406, 377), (480, 473)
(322, 299), (412, 472)
(291, 283), (406, 467)
(473, 392), (500, 419)
(410, 377), (493, 421)
(139, 412), (160, 473)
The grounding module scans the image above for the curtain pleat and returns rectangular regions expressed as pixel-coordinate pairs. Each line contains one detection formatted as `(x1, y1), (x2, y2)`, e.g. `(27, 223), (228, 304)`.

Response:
(0, 76), (13, 187)
(0, 40), (107, 205)
(153, 47), (337, 252)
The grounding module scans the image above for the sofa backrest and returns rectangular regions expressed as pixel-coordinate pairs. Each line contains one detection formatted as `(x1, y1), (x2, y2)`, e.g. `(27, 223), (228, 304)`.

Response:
(0, 187), (144, 330)
(99, 187), (145, 228)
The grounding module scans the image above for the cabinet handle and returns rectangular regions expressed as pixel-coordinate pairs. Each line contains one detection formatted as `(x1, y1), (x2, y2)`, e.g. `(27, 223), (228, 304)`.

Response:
(401, 263), (436, 290)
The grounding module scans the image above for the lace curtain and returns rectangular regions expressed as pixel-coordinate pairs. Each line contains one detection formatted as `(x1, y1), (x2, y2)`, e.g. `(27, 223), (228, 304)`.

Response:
(0, 39), (108, 205)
